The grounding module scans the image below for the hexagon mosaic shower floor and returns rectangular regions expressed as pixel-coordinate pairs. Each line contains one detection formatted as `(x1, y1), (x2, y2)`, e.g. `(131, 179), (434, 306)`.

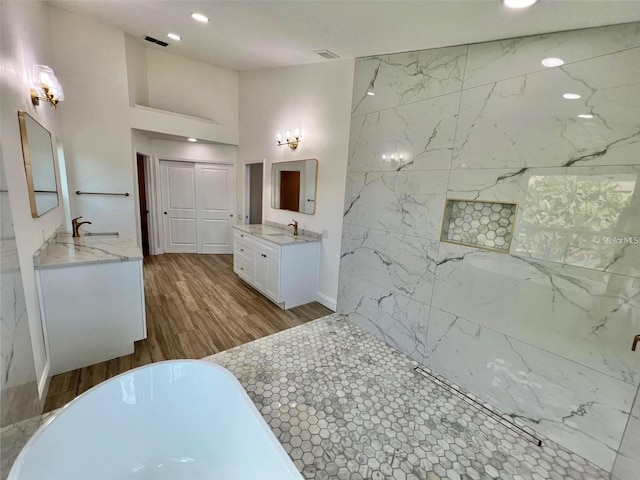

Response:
(205, 314), (607, 480)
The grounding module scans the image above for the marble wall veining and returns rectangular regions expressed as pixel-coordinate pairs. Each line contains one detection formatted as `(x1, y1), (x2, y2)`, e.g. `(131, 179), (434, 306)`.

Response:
(0, 155), (42, 477)
(338, 22), (640, 474)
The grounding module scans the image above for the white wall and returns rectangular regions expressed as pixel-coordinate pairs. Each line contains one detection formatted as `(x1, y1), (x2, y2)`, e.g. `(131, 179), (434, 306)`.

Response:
(238, 60), (354, 309)
(49, 7), (137, 238)
(146, 49), (238, 127)
(0, 0), (66, 396)
(124, 34), (149, 107)
(150, 139), (237, 164)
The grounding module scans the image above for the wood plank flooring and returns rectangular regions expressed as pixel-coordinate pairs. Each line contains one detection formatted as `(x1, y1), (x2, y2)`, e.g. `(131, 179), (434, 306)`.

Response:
(43, 253), (333, 412)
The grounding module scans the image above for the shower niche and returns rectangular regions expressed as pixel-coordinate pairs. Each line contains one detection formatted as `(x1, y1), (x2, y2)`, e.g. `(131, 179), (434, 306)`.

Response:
(441, 199), (517, 252)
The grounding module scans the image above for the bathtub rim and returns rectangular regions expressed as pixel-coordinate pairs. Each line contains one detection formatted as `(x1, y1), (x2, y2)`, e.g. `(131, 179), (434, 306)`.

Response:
(9, 359), (303, 480)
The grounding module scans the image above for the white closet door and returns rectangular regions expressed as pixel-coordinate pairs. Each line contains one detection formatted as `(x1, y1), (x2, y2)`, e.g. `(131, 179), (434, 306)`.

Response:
(160, 161), (234, 254)
(160, 161), (197, 253)
(196, 163), (234, 254)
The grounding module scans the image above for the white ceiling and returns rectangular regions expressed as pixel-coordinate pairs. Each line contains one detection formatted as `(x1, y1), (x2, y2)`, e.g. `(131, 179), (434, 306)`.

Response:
(49, 0), (640, 72)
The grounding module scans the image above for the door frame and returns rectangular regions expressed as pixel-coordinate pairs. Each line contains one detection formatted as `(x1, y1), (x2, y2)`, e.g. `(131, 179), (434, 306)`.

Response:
(150, 156), (235, 254)
(244, 160), (265, 225)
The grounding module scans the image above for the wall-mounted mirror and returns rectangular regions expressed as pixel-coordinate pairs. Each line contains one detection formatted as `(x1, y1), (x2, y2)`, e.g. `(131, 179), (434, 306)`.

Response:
(18, 111), (59, 217)
(271, 159), (317, 214)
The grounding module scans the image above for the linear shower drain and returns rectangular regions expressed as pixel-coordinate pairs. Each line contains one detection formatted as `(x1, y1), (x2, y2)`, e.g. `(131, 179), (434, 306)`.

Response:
(414, 366), (543, 447)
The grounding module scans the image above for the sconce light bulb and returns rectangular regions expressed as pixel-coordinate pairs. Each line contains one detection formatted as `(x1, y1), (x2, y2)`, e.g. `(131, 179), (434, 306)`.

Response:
(191, 12), (210, 22)
(382, 154), (386, 160)
(294, 127), (301, 138)
(399, 154), (403, 160)
(285, 130), (292, 139)
(502, 0), (538, 8)
(39, 72), (53, 86)
(276, 131), (282, 142)
(391, 154), (396, 160)
(541, 57), (564, 68)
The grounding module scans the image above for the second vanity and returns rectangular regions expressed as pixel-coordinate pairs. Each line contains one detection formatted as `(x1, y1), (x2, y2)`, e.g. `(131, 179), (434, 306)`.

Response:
(232, 224), (320, 309)
(34, 230), (146, 376)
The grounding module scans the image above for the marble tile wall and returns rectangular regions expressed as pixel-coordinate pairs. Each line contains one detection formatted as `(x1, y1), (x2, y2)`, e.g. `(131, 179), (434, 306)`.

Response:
(612, 385), (640, 480)
(0, 156), (42, 478)
(338, 22), (640, 475)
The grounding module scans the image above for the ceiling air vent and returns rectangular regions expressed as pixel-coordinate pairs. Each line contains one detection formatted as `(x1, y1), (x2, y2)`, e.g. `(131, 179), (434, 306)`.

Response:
(315, 49), (340, 59)
(144, 35), (169, 47)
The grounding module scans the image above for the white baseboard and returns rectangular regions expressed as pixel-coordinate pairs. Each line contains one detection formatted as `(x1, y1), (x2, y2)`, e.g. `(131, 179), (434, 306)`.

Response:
(37, 360), (51, 407)
(316, 291), (337, 312)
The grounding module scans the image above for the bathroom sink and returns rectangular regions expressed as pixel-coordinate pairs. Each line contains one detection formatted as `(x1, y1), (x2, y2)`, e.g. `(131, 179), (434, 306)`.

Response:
(82, 232), (119, 237)
(265, 233), (293, 238)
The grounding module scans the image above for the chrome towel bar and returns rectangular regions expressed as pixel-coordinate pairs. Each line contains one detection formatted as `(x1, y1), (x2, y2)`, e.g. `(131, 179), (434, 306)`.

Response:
(76, 190), (130, 197)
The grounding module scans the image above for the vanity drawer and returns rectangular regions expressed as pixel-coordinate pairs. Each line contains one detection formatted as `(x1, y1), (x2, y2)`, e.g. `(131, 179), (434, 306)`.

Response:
(253, 237), (280, 259)
(233, 256), (253, 282)
(234, 231), (254, 248)
(234, 242), (253, 262)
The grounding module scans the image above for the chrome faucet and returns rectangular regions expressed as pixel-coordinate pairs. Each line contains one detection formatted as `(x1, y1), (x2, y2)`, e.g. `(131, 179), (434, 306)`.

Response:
(72, 216), (92, 237)
(288, 220), (299, 236)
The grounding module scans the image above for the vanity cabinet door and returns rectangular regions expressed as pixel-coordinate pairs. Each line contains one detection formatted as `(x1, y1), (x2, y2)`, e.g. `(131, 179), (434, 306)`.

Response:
(254, 247), (268, 293)
(264, 253), (280, 301)
(254, 245), (280, 302)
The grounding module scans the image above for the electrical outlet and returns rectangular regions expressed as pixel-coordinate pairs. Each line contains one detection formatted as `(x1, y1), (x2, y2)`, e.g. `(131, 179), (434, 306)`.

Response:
(322, 229), (328, 239)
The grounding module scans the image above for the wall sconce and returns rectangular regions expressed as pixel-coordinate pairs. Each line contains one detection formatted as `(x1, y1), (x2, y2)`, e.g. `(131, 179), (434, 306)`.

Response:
(276, 127), (301, 150)
(30, 65), (64, 109)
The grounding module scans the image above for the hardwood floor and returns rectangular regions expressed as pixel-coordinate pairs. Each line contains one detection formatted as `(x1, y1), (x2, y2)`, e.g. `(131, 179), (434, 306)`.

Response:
(43, 253), (333, 412)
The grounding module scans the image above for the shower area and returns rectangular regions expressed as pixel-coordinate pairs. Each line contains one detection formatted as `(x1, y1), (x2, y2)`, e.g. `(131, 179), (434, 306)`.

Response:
(337, 22), (640, 478)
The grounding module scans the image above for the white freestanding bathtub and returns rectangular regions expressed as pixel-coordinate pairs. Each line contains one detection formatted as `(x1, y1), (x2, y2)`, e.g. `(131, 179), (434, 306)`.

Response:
(9, 360), (303, 480)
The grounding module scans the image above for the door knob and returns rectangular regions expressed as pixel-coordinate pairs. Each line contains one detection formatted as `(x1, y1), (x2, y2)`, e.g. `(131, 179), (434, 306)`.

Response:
(633, 335), (640, 352)
(164, 212), (167, 215)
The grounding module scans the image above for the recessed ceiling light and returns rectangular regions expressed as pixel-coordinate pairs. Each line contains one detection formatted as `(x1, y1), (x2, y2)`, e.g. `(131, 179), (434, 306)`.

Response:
(541, 57), (564, 67)
(578, 114), (594, 119)
(563, 93), (581, 100)
(191, 12), (209, 23)
(167, 33), (181, 41)
(188, 138), (197, 142)
(502, 0), (539, 8)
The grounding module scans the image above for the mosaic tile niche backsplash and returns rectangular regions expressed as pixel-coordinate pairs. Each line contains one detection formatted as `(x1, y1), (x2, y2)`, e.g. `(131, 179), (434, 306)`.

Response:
(441, 200), (516, 251)
(338, 21), (640, 476)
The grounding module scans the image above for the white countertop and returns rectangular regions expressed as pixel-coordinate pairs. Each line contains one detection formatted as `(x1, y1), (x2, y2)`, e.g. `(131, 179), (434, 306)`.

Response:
(233, 224), (321, 245)
(33, 232), (143, 269)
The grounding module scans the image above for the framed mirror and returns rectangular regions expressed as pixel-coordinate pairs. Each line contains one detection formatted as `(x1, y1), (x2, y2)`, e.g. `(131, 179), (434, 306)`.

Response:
(18, 111), (59, 217)
(271, 159), (318, 214)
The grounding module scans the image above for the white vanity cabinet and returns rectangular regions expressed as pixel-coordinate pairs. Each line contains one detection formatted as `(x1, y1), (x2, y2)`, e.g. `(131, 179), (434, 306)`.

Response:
(233, 229), (320, 309)
(34, 232), (146, 376)
(36, 260), (146, 375)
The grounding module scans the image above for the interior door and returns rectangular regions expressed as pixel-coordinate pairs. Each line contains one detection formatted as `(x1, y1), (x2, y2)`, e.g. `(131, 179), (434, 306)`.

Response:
(196, 163), (234, 254)
(160, 161), (197, 253)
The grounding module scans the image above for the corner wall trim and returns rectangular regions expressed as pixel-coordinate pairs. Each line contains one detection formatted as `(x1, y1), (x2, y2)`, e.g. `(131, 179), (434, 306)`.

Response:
(316, 291), (337, 312)
(38, 360), (51, 407)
